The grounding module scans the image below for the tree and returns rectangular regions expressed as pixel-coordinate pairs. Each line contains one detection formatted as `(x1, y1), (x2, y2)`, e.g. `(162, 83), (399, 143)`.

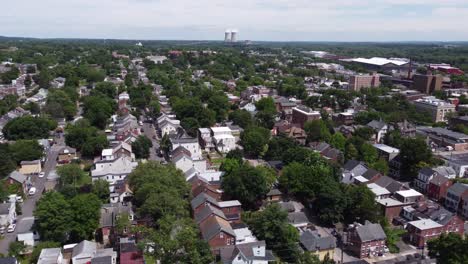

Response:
(34, 192), (72, 243)
(359, 143), (378, 164)
(37, 68), (52, 88)
(128, 162), (189, 220)
(8, 241), (26, 258)
(57, 164), (87, 190)
(207, 94), (230, 122)
(65, 119), (109, 158)
(181, 117), (200, 137)
(221, 162), (275, 209)
(240, 126), (270, 157)
(23, 102), (40, 114)
(68, 193), (101, 242)
(304, 120), (331, 142)
(93, 82), (117, 98)
(229, 109), (253, 129)
(1, 66), (20, 84)
(115, 212), (131, 235)
(147, 100), (160, 119)
(330, 132), (346, 151)
(9, 140), (44, 164)
(255, 97), (277, 129)
(245, 204), (301, 262)
(343, 185), (381, 224)
(142, 216), (213, 264)
(427, 234), (468, 264)
(82, 95), (115, 129)
(315, 181), (346, 225)
(45, 89), (77, 120)
(399, 137), (433, 179)
(0, 144), (15, 179)
(92, 179), (110, 203)
(370, 158), (389, 175)
(345, 143), (359, 161)
(2, 116), (57, 140)
(160, 134), (172, 156)
(132, 135), (153, 159)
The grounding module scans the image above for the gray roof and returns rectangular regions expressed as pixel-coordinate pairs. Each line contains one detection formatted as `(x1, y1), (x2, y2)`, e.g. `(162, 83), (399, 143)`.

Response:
(100, 203), (133, 228)
(374, 176), (409, 194)
(91, 256), (112, 264)
(267, 188), (282, 196)
(419, 167), (435, 177)
(355, 222), (386, 242)
(300, 230), (336, 251)
(0, 203), (11, 215)
(194, 204), (226, 224)
(199, 215), (235, 241)
(0, 257), (17, 264)
(367, 120), (387, 130)
(191, 193), (218, 210)
(219, 241), (275, 263)
(8, 171), (27, 183)
(432, 166), (456, 177)
(72, 240), (97, 258)
(278, 202), (295, 213)
(287, 212), (309, 225)
(362, 168), (381, 180)
(343, 160), (368, 176)
(448, 183), (468, 197)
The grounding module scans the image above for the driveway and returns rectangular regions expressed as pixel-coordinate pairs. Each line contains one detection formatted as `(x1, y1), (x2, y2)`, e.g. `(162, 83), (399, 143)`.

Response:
(0, 137), (63, 254)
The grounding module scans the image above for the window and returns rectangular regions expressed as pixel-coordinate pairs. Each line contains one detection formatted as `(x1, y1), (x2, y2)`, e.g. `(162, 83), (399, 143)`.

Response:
(220, 232), (224, 238)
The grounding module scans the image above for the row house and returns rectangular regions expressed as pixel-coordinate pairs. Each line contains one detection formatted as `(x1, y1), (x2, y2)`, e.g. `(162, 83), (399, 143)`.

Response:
(347, 221), (387, 259)
(415, 166), (456, 194)
(444, 183), (468, 213)
(427, 175), (454, 202)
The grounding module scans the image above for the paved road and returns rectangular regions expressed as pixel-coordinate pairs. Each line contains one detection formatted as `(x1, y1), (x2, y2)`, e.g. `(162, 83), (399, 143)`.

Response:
(141, 119), (164, 162)
(0, 136), (63, 254)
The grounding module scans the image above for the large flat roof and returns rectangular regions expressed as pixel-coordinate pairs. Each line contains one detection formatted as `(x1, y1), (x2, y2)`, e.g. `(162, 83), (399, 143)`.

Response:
(408, 219), (442, 230)
(351, 57), (409, 66)
(396, 189), (423, 198)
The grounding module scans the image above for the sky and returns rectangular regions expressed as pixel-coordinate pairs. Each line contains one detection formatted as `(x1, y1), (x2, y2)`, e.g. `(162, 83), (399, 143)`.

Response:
(1, 0), (468, 41)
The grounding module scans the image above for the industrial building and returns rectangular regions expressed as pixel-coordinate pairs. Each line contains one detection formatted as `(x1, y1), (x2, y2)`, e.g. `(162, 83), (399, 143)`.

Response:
(349, 74), (380, 91)
(413, 97), (456, 123)
(413, 74), (443, 94)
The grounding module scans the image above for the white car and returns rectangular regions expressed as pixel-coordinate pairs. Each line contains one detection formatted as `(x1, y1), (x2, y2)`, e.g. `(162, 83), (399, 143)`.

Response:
(28, 187), (36, 196)
(0, 226), (5, 234)
(7, 224), (16, 233)
(39, 172), (45, 178)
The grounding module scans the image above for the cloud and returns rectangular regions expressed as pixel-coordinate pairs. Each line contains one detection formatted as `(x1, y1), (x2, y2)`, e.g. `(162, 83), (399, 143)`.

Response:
(0, 0), (467, 41)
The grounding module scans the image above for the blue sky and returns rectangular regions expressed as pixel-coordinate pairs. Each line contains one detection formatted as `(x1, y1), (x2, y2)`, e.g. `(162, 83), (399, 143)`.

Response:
(1, 0), (468, 41)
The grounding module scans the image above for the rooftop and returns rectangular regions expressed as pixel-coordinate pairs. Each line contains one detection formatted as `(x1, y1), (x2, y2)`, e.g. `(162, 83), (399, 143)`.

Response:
(408, 219), (443, 230)
(373, 144), (400, 154)
(396, 189), (423, 198)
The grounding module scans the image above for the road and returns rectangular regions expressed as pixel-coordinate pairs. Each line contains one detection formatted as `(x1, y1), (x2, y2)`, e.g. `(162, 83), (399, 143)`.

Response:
(141, 118), (164, 162)
(0, 136), (63, 254)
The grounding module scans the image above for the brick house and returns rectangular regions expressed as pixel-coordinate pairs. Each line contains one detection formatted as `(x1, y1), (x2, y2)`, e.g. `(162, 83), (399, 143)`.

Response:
(427, 175), (453, 202)
(444, 183), (468, 213)
(191, 193), (242, 223)
(347, 221), (387, 259)
(199, 215), (236, 250)
(406, 219), (443, 248)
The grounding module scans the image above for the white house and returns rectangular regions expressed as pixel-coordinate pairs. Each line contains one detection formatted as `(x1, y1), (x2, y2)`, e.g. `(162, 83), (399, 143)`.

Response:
(367, 120), (389, 143)
(0, 203), (16, 228)
(159, 119), (181, 137)
(219, 241), (275, 264)
(91, 157), (138, 189)
(170, 135), (202, 160)
(211, 127), (236, 153)
(38, 248), (64, 264)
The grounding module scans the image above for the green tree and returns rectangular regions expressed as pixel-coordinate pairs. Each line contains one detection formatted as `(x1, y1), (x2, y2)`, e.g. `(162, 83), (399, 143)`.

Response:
(330, 132), (346, 151)
(240, 126), (270, 157)
(9, 140), (44, 164)
(147, 100), (161, 119)
(132, 135), (153, 159)
(45, 89), (77, 120)
(57, 164), (87, 190)
(304, 120), (331, 142)
(370, 158), (389, 175)
(399, 137), (433, 179)
(181, 117), (200, 137)
(229, 109), (254, 129)
(3, 116), (57, 140)
(92, 179), (110, 203)
(345, 143), (359, 161)
(8, 241), (26, 258)
(93, 82), (117, 98)
(160, 134), (172, 156)
(427, 233), (468, 264)
(245, 204), (301, 262)
(82, 95), (115, 129)
(65, 119), (109, 158)
(34, 191), (72, 243)
(343, 185), (381, 224)
(68, 193), (102, 242)
(359, 143), (378, 164)
(221, 162), (275, 209)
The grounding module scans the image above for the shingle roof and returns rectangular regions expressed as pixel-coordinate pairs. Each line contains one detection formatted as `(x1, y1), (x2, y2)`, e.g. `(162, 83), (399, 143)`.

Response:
(199, 215), (235, 241)
(8, 171), (27, 183)
(0, 257), (17, 264)
(287, 212), (309, 225)
(194, 204), (226, 224)
(448, 183), (468, 197)
(367, 120), (387, 130)
(219, 241), (275, 263)
(355, 222), (386, 242)
(72, 240), (97, 258)
(190, 192), (218, 210)
(300, 230), (336, 251)
(362, 168), (381, 180)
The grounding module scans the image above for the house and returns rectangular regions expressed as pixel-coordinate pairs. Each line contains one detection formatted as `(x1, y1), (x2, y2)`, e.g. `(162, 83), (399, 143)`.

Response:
(372, 144), (399, 161)
(300, 230), (336, 261)
(91, 157), (138, 188)
(37, 248), (63, 264)
(191, 193), (242, 223)
(111, 142), (134, 161)
(158, 118), (181, 137)
(199, 215), (236, 249)
(0, 203), (16, 228)
(415, 168), (437, 193)
(232, 224), (258, 244)
(170, 131), (202, 159)
(406, 219), (443, 248)
(367, 120), (388, 143)
(194, 204), (227, 226)
(341, 160), (368, 184)
(198, 128), (216, 151)
(393, 120), (416, 138)
(394, 189), (424, 204)
(266, 188), (283, 202)
(120, 238), (144, 264)
(219, 241), (275, 264)
(444, 183), (468, 213)
(367, 183), (391, 200)
(347, 221), (387, 259)
(171, 146), (207, 175)
(377, 198), (404, 222)
(99, 203), (134, 245)
(16, 217), (39, 248)
(332, 112), (354, 126)
(110, 180), (133, 204)
(291, 105), (321, 128)
(19, 160), (41, 175)
(373, 176), (409, 194)
(57, 146), (77, 163)
(309, 142), (343, 162)
(359, 168), (382, 184)
(211, 127), (237, 153)
(7, 171), (29, 194)
(287, 212), (310, 228)
(462, 195), (468, 218)
(427, 175), (453, 202)
(72, 240), (97, 264)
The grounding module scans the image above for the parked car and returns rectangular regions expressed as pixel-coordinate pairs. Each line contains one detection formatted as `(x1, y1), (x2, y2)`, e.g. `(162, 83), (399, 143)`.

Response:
(7, 224), (16, 233)
(28, 187), (36, 196)
(39, 172), (45, 178)
(16, 196), (23, 203)
(0, 226), (5, 234)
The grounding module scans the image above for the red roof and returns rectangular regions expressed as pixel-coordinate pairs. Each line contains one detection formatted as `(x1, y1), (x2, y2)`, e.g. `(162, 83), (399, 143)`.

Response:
(120, 251), (144, 264)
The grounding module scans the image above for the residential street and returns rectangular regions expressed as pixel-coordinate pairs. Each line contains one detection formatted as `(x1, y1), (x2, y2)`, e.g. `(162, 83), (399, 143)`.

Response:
(141, 118), (164, 162)
(0, 136), (63, 255)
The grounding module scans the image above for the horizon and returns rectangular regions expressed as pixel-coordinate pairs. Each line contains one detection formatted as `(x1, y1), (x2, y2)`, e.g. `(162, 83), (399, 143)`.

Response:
(2, 0), (468, 42)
